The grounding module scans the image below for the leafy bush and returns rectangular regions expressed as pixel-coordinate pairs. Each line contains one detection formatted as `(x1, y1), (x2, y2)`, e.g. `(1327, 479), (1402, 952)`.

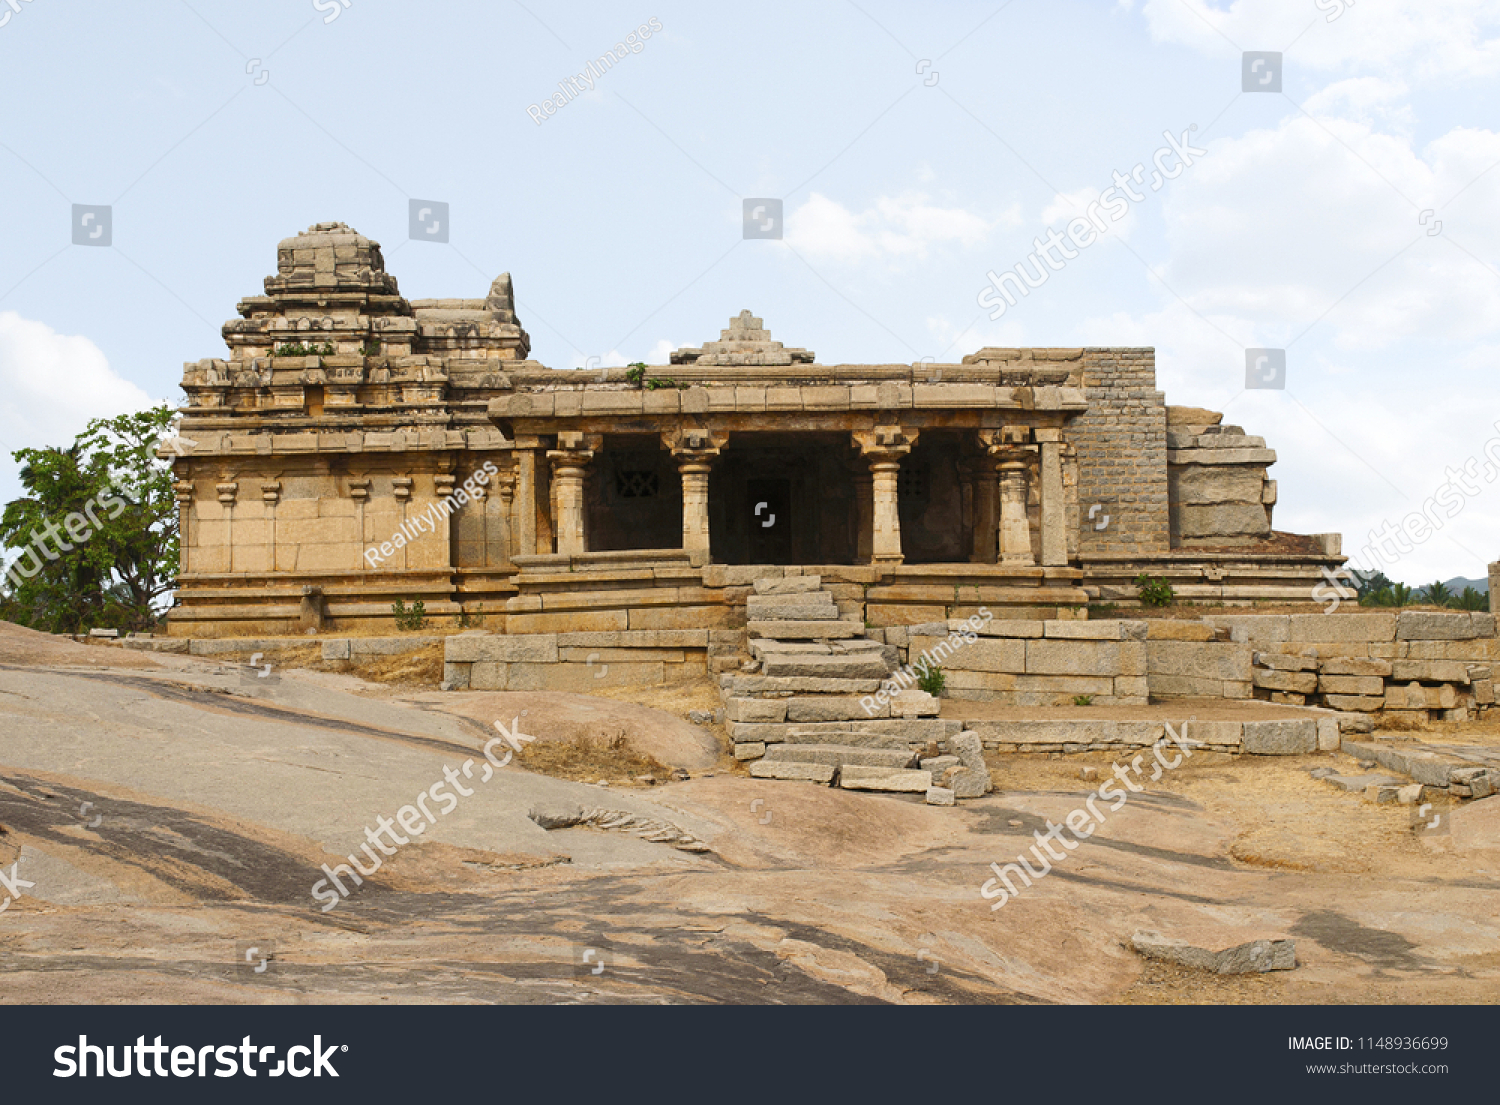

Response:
(392, 598), (427, 631)
(1133, 572), (1174, 608)
(1072, 694), (1093, 706)
(272, 341), (335, 357)
(916, 663), (946, 697)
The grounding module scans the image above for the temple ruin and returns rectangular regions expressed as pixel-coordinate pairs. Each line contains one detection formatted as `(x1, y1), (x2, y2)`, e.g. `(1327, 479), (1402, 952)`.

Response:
(166, 222), (1342, 646)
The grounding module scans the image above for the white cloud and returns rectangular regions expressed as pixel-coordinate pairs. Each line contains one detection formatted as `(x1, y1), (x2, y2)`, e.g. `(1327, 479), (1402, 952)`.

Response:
(786, 191), (1014, 265)
(0, 312), (151, 458)
(1139, 0), (1500, 80)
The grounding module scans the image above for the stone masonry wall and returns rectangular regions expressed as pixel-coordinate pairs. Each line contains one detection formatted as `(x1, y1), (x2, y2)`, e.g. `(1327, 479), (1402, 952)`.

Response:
(1072, 349), (1169, 557)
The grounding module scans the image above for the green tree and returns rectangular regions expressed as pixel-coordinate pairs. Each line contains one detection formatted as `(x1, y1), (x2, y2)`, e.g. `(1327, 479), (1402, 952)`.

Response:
(1, 405), (180, 633)
(1455, 586), (1488, 611)
(1423, 580), (1453, 607)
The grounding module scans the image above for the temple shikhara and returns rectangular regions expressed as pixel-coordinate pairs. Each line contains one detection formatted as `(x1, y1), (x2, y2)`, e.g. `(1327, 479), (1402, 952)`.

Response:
(166, 222), (1342, 654)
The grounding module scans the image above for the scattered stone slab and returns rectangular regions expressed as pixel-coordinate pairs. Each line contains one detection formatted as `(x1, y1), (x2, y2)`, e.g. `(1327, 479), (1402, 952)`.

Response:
(749, 760), (835, 783)
(838, 766), (932, 793)
(1322, 773), (1403, 793)
(925, 787), (956, 806)
(1130, 930), (1296, 974)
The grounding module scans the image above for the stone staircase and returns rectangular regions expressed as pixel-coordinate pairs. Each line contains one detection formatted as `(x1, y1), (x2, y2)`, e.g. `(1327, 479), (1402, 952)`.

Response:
(720, 575), (991, 802)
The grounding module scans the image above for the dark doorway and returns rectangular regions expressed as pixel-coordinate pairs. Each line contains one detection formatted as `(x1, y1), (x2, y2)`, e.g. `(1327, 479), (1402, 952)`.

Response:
(746, 478), (792, 564)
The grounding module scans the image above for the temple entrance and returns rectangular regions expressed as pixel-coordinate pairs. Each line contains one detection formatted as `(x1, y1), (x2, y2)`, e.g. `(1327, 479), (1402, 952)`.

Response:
(710, 434), (858, 565)
(746, 478), (791, 563)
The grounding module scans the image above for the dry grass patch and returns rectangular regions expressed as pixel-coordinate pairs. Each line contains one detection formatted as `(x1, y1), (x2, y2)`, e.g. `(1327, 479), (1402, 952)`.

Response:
(354, 643), (445, 687)
(517, 727), (675, 785)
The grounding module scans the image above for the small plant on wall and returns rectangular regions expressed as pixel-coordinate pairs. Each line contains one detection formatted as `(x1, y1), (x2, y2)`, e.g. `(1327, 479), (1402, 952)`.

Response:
(272, 341), (335, 357)
(392, 598), (427, 630)
(917, 663), (946, 697)
(1133, 572), (1174, 608)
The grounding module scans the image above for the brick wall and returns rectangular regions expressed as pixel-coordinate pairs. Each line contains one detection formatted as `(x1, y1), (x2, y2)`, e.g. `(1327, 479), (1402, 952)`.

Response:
(1072, 348), (1169, 556)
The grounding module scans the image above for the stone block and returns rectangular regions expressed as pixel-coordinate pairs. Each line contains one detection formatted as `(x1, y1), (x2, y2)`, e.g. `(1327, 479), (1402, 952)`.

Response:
(1319, 656), (1391, 677)
(753, 576), (823, 595)
(1147, 640), (1252, 681)
(1043, 620), (1148, 640)
(761, 653), (890, 679)
(725, 698), (788, 723)
(1269, 692), (1306, 705)
(925, 787), (956, 806)
(1316, 716), (1340, 751)
(767, 744), (914, 769)
(912, 635), (1023, 673)
(949, 768), (991, 798)
(971, 619), (1044, 638)
(1385, 683), (1456, 710)
(1316, 674), (1384, 696)
(889, 689), (940, 717)
(506, 661), (664, 691)
(442, 662), (471, 690)
(1396, 611), (1479, 640)
(1390, 660), (1469, 683)
(1253, 668), (1318, 694)
(1475, 679), (1495, 705)
(321, 639), (351, 661)
(1201, 614), (1289, 642)
(1287, 613), (1395, 642)
(1175, 502), (1271, 538)
(1323, 693), (1383, 712)
(839, 766), (932, 792)
(750, 761), (834, 783)
(1241, 719), (1317, 755)
(787, 697), (886, 722)
(468, 662), (509, 690)
(733, 741), (767, 761)
(1025, 639), (1125, 677)
(1146, 621), (1216, 641)
(747, 619), (862, 639)
(450, 634), (559, 663)
(1113, 676), (1150, 698)
(1254, 650), (1318, 672)
(745, 597), (839, 621)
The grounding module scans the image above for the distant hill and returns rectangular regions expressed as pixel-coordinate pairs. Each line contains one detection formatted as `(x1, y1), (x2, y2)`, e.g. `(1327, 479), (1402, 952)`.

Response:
(1443, 576), (1488, 594)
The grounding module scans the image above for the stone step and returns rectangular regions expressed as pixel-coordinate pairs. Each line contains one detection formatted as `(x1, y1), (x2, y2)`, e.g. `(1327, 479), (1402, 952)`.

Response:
(747, 619), (863, 639)
(726, 717), (960, 745)
(753, 576), (823, 595)
(748, 640), (833, 660)
(765, 744), (916, 769)
(745, 596), (839, 622)
(1342, 738), (1498, 787)
(838, 766), (933, 793)
(749, 761), (835, 783)
(721, 674), (885, 695)
(760, 653), (890, 680)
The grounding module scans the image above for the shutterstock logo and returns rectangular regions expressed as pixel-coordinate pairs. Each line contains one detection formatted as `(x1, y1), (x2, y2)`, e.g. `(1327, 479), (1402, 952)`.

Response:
(55, 1036), (345, 1078)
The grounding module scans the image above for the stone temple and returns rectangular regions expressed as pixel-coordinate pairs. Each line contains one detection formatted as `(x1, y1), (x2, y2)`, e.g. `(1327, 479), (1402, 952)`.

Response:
(165, 222), (1342, 644)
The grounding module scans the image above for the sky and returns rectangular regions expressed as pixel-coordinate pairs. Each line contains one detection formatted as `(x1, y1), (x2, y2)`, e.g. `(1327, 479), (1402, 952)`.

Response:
(1, 0), (1499, 585)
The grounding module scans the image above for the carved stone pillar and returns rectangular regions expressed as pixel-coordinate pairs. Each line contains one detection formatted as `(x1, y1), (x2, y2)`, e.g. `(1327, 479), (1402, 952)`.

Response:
(853, 427), (918, 566)
(174, 479), (194, 575)
(545, 432), (599, 557)
(513, 438), (540, 557)
(494, 466), (516, 566)
(663, 428), (728, 559)
(852, 471), (874, 564)
(1035, 427), (1068, 567)
(982, 429), (1035, 566)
